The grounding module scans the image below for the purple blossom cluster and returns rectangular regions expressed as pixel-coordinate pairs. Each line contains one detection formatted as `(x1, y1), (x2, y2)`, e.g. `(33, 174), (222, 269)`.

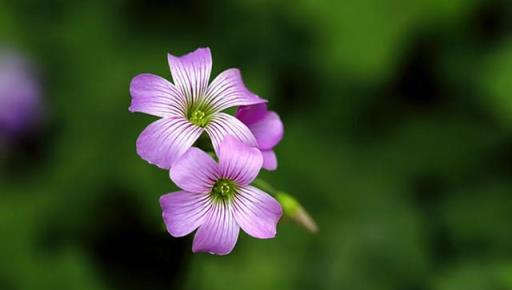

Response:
(130, 48), (284, 255)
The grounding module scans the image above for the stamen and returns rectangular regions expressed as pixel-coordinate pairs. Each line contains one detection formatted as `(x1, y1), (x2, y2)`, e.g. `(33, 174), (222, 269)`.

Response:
(189, 109), (208, 127)
(211, 179), (237, 202)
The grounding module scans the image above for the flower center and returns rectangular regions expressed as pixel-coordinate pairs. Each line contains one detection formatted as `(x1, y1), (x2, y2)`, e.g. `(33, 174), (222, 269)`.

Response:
(188, 109), (208, 127)
(211, 179), (237, 202)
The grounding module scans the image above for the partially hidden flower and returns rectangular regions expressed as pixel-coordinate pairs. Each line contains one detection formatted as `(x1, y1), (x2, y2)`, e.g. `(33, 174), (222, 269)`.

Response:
(236, 103), (283, 170)
(129, 47), (266, 169)
(0, 49), (42, 138)
(160, 136), (283, 255)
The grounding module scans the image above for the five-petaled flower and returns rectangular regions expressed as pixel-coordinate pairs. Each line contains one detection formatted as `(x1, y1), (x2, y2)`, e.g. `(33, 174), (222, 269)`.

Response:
(160, 136), (283, 255)
(129, 47), (266, 169)
(236, 103), (283, 170)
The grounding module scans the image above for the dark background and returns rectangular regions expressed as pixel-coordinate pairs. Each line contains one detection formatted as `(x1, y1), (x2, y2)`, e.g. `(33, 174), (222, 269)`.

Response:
(1, 0), (512, 289)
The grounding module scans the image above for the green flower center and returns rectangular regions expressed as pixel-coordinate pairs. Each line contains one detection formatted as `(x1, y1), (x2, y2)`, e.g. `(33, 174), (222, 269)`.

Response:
(188, 109), (208, 127)
(187, 102), (214, 127)
(211, 179), (237, 202)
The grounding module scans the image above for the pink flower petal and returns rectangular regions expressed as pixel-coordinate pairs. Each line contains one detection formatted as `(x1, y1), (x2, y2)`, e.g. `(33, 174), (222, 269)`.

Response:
(204, 68), (266, 113)
(192, 202), (240, 255)
(170, 148), (218, 193)
(205, 112), (258, 156)
(160, 191), (212, 237)
(167, 48), (212, 105)
(232, 185), (282, 239)
(261, 150), (277, 171)
(217, 135), (263, 186)
(129, 73), (187, 117)
(248, 111), (283, 149)
(136, 116), (203, 169)
(236, 105), (284, 150)
(235, 103), (268, 125)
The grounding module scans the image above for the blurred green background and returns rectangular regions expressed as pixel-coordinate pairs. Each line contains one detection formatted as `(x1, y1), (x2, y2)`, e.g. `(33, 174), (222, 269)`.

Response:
(1, 0), (512, 289)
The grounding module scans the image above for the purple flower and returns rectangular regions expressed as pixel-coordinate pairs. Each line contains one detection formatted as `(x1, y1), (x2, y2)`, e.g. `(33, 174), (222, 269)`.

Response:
(236, 103), (283, 170)
(0, 50), (42, 137)
(160, 136), (283, 255)
(129, 47), (266, 169)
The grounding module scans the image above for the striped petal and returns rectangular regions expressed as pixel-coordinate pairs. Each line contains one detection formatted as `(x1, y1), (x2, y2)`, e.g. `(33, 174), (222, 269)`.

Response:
(136, 116), (203, 169)
(203, 68), (266, 113)
(129, 73), (186, 117)
(233, 185), (282, 239)
(160, 191), (212, 237)
(217, 135), (263, 186)
(192, 202), (240, 255)
(170, 148), (218, 194)
(205, 112), (257, 156)
(168, 48), (211, 105)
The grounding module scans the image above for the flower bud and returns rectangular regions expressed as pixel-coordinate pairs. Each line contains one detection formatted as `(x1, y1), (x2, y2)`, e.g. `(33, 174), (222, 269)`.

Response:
(276, 192), (318, 234)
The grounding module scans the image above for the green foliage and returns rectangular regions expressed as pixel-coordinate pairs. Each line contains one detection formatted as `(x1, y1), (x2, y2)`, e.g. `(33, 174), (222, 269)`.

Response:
(1, 0), (511, 289)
